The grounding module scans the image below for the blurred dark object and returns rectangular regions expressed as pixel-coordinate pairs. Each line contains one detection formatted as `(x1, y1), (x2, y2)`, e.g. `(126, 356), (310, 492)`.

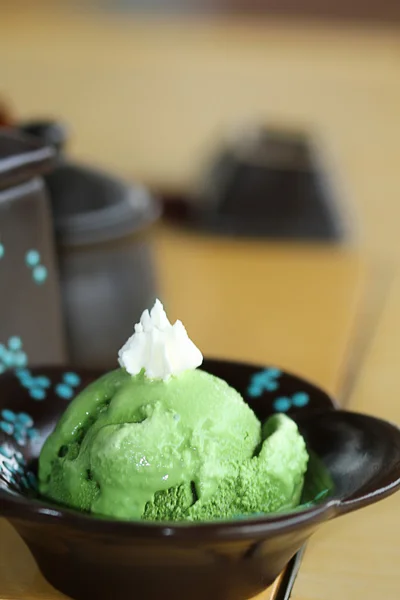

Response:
(16, 120), (161, 369)
(183, 126), (346, 241)
(0, 129), (54, 191)
(0, 129), (66, 367)
(19, 120), (68, 154)
(101, 0), (400, 21)
(0, 101), (14, 128)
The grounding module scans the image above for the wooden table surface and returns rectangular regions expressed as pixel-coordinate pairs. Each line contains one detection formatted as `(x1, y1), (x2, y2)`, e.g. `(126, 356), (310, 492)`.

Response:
(1, 3), (400, 599)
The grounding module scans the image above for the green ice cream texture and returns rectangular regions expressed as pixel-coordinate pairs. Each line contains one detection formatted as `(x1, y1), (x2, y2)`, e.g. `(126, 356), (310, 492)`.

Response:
(38, 300), (309, 521)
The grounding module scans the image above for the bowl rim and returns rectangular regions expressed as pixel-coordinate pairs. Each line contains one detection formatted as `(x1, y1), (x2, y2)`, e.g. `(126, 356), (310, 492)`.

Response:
(1, 484), (340, 541)
(1, 360), (400, 541)
(49, 161), (162, 246)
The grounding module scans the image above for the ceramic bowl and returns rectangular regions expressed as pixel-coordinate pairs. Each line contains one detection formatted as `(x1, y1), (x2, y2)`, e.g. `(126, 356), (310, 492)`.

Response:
(1, 360), (400, 600)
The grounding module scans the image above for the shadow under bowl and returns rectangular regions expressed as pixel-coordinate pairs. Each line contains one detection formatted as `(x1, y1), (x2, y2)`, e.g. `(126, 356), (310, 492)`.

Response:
(1, 359), (400, 600)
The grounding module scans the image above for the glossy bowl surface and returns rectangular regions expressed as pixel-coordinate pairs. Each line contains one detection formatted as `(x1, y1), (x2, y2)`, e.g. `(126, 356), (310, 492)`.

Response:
(1, 359), (400, 600)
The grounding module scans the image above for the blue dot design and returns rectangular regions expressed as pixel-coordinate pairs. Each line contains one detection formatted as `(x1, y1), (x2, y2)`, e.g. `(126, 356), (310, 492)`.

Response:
(273, 392), (310, 413)
(55, 383), (74, 400)
(14, 412), (33, 427)
(292, 392), (309, 408)
(35, 376), (51, 388)
(33, 265), (48, 284)
(25, 249), (48, 285)
(25, 249), (41, 267)
(63, 372), (81, 387)
(8, 337), (22, 351)
(14, 352), (28, 367)
(0, 409), (38, 446)
(16, 369), (34, 387)
(12, 368), (80, 402)
(0, 443), (37, 492)
(0, 421), (13, 435)
(1, 409), (15, 423)
(0, 445), (13, 459)
(14, 369), (52, 400)
(29, 387), (46, 401)
(273, 397), (292, 412)
(55, 372), (81, 400)
(247, 368), (282, 398)
(0, 337), (28, 373)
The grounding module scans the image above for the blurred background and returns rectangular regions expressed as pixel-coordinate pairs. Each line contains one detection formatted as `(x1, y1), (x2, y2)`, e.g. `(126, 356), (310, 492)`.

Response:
(1, 0), (400, 379)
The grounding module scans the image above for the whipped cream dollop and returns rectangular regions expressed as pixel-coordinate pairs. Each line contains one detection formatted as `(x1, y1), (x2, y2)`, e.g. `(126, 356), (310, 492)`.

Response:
(118, 299), (203, 380)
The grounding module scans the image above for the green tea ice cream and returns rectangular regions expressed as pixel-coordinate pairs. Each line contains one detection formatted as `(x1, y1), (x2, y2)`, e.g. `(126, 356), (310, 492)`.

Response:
(39, 300), (308, 521)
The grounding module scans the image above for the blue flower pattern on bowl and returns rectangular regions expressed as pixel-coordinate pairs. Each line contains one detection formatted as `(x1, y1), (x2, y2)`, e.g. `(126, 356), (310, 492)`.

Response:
(248, 368), (309, 413)
(55, 372), (81, 400)
(0, 443), (37, 491)
(3, 366), (82, 402)
(0, 337), (28, 374)
(247, 368), (282, 397)
(15, 368), (51, 400)
(0, 409), (39, 446)
(273, 392), (310, 413)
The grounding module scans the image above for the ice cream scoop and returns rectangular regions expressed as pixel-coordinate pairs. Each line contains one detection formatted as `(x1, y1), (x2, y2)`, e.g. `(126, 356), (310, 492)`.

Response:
(38, 301), (308, 521)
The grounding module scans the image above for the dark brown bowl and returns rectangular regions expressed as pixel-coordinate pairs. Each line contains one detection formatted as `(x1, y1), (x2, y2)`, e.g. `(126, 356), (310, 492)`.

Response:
(1, 359), (400, 600)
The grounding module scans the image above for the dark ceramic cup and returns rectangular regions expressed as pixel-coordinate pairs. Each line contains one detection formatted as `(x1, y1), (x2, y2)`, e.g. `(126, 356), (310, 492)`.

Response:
(17, 120), (162, 370)
(1, 359), (400, 600)
(45, 161), (161, 369)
